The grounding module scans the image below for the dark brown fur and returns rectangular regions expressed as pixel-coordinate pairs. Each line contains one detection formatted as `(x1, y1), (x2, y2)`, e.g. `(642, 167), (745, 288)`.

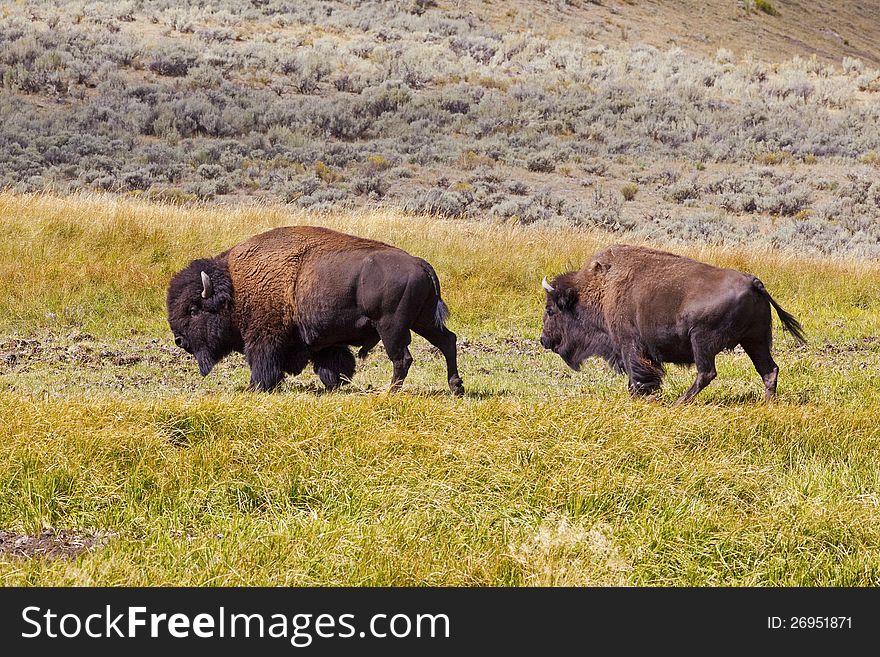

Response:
(167, 226), (463, 394)
(540, 245), (805, 403)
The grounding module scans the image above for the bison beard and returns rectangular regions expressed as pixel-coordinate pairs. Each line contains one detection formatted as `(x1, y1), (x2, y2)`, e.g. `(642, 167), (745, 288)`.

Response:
(167, 226), (464, 395)
(541, 245), (805, 404)
(194, 350), (217, 377)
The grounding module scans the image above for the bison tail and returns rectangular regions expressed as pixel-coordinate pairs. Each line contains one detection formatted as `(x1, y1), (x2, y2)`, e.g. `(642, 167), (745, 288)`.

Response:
(435, 298), (450, 328)
(771, 298), (807, 345)
(753, 279), (807, 345)
(420, 259), (450, 327)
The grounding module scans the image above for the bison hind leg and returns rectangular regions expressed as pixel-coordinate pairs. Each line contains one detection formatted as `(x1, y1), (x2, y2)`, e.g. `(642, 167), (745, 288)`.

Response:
(741, 338), (779, 402)
(673, 343), (718, 406)
(357, 334), (381, 360)
(312, 346), (356, 391)
(283, 350), (309, 376)
(413, 323), (464, 396)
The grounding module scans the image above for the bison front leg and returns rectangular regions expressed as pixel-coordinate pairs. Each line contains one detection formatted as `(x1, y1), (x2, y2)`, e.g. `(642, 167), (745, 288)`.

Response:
(624, 348), (664, 399)
(245, 342), (287, 392)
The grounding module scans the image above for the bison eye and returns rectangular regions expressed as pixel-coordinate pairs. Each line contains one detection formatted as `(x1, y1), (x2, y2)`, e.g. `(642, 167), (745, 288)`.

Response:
(189, 306), (199, 316)
(546, 307), (555, 316)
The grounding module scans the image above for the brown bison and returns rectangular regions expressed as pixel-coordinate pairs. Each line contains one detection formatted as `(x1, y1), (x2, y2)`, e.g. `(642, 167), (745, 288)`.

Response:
(540, 245), (805, 404)
(167, 226), (464, 395)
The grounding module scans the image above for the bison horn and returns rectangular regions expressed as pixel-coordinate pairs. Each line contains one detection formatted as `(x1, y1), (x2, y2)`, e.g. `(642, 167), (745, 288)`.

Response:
(200, 271), (213, 299)
(542, 277), (554, 293)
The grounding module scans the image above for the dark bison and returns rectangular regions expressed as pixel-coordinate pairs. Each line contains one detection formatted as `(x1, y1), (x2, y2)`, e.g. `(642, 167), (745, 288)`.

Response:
(540, 245), (805, 404)
(167, 226), (464, 395)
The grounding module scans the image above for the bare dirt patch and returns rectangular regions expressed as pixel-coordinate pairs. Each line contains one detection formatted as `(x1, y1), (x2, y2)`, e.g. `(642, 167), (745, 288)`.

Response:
(0, 332), (189, 373)
(0, 529), (111, 560)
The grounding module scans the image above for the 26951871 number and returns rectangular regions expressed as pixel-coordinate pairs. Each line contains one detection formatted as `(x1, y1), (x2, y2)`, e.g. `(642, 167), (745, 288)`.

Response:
(768, 616), (852, 630)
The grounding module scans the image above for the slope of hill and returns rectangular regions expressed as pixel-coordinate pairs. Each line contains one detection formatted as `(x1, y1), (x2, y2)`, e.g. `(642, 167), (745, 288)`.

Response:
(474, 0), (880, 66)
(1, 1), (879, 257)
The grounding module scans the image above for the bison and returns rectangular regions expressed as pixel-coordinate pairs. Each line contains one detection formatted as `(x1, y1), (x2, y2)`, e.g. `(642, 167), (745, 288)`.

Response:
(167, 226), (464, 395)
(540, 245), (805, 404)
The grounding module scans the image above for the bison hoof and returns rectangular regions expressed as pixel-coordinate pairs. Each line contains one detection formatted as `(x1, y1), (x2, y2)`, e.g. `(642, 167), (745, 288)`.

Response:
(449, 377), (465, 396)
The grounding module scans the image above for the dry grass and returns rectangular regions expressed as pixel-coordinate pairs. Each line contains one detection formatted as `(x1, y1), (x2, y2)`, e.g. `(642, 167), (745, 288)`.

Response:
(1, 192), (880, 585)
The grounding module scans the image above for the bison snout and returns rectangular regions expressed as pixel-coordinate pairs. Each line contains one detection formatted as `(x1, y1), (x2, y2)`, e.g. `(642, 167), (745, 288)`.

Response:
(540, 334), (553, 350)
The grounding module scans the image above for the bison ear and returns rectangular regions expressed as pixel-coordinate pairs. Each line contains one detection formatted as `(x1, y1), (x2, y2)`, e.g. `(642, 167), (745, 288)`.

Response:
(590, 260), (610, 274)
(558, 286), (578, 310)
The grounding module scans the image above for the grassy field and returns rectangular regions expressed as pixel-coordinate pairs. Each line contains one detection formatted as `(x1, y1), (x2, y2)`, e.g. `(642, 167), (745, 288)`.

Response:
(1, 192), (880, 585)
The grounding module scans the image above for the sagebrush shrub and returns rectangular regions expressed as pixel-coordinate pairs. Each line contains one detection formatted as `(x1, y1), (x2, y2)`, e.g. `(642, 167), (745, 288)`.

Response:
(620, 183), (638, 201)
(0, 0), (877, 256)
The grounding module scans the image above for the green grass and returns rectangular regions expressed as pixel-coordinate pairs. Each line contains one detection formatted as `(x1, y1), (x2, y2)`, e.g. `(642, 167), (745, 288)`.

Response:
(1, 191), (880, 585)
(754, 0), (781, 17)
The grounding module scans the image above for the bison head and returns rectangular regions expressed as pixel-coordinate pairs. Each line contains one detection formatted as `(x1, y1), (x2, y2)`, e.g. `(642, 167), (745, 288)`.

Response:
(166, 258), (240, 377)
(540, 274), (620, 372)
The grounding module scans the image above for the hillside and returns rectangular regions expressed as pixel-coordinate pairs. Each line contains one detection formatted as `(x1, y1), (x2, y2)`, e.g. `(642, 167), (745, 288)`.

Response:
(475, 0), (880, 66)
(0, 1), (879, 259)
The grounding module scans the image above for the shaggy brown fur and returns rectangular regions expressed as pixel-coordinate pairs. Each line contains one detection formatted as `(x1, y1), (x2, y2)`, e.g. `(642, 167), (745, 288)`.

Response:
(227, 227), (393, 342)
(541, 245), (805, 403)
(167, 226), (463, 394)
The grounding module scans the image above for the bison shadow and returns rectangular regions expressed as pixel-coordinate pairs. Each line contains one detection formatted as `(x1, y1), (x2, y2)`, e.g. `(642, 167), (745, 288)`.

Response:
(228, 379), (498, 400)
(657, 389), (808, 407)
